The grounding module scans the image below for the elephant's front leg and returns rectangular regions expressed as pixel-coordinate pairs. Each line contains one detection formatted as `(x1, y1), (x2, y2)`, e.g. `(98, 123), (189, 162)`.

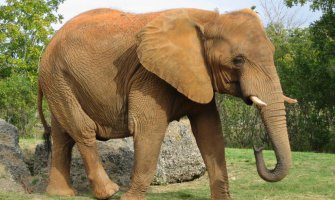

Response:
(121, 85), (169, 200)
(121, 120), (167, 200)
(189, 102), (231, 200)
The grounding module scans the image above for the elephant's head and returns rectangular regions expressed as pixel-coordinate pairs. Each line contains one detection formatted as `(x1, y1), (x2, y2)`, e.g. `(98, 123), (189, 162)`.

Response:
(137, 8), (295, 182)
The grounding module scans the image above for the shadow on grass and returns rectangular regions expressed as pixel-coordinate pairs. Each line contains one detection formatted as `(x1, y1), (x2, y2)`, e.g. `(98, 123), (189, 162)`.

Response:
(109, 189), (209, 200)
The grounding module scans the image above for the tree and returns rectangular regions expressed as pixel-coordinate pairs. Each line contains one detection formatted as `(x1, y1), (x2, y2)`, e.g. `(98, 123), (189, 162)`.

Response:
(0, 0), (64, 135)
(216, 95), (268, 149)
(285, 0), (334, 12)
(266, 23), (335, 152)
(0, 0), (64, 78)
(284, 0), (335, 107)
(260, 0), (307, 30)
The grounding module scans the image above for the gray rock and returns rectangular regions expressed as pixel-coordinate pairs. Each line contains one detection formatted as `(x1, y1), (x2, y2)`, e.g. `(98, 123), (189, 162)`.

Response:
(33, 143), (49, 176)
(70, 138), (134, 192)
(0, 119), (31, 193)
(33, 118), (205, 192)
(0, 163), (26, 193)
(153, 119), (206, 184)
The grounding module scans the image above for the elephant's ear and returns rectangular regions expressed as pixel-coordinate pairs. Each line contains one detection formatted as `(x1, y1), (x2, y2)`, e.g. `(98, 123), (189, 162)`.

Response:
(137, 10), (213, 104)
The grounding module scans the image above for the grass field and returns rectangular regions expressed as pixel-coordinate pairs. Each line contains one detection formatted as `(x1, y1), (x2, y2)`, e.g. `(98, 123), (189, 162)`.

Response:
(1, 147), (334, 200)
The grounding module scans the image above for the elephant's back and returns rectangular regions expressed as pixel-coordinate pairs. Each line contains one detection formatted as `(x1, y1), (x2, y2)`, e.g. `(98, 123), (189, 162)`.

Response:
(62, 8), (161, 35)
(56, 8), (161, 47)
(41, 8), (162, 78)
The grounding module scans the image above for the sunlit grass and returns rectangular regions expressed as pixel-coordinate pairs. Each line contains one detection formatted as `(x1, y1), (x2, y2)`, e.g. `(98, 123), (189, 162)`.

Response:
(227, 149), (335, 200)
(19, 137), (44, 150)
(1, 148), (334, 200)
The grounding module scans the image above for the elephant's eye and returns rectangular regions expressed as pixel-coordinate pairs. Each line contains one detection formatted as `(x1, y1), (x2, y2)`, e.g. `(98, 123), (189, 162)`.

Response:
(232, 56), (245, 67)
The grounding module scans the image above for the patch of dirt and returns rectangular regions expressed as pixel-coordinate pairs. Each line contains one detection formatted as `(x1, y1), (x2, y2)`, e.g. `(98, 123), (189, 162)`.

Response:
(0, 178), (26, 193)
(0, 164), (7, 179)
(149, 173), (209, 193)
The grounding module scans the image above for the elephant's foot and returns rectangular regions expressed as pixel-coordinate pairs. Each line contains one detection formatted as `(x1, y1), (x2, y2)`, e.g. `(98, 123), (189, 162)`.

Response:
(120, 192), (147, 200)
(46, 183), (77, 196)
(92, 179), (119, 200)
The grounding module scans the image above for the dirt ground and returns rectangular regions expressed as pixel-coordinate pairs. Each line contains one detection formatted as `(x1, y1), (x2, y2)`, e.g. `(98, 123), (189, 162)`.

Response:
(149, 174), (208, 193)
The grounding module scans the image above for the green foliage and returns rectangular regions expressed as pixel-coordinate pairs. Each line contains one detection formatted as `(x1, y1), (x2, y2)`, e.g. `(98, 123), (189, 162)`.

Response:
(286, 104), (335, 152)
(279, 1), (335, 152)
(0, 0), (64, 77)
(284, 1), (335, 106)
(216, 95), (269, 149)
(267, 24), (335, 152)
(268, 25), (335, 108)
(285, 0), (335, 12)
(0, 0), (63, 136)
(310, 11), (335, 85)
(0, 73), (37, 135)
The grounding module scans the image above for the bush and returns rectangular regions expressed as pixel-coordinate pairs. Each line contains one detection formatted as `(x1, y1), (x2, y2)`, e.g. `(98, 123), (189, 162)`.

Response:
(216, 95), (269, 149)
(0, 73), (38, 136)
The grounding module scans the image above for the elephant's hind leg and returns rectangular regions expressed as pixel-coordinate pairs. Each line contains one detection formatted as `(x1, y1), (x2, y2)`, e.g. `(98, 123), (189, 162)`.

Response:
(61, 116), (119, 199)
(46, 81), (119, 199)
(46, 116), (76, 196)
(76, 142), (119, 199)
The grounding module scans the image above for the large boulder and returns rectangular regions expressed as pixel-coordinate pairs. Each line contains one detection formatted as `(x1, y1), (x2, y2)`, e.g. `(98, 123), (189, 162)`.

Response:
(153, 119), (206, 184)
(70, 138), (134, 192)
(34, 118), (205, 192)
(0, 119), (31, 193)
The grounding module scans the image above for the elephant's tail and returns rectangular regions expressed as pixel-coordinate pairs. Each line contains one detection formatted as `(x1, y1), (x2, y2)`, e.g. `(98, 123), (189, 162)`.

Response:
(38, 81), (51, 153)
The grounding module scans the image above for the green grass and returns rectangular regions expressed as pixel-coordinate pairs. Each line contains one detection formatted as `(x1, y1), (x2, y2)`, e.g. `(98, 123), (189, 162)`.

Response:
(226, 149), (335, 200)
(1, 148), (334, 200)
(19, 137), (44, 149)
(18, 137), (44, 155)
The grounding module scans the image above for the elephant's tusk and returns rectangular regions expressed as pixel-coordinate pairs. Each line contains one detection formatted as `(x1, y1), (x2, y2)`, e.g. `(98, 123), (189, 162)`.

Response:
(250, 96), (267, 107)
(283, 95), (298, 104)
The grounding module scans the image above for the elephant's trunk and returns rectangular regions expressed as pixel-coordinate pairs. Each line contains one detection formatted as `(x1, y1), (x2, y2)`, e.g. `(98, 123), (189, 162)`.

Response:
(240, 61), (292, 182)
(254, 95), (292, 182)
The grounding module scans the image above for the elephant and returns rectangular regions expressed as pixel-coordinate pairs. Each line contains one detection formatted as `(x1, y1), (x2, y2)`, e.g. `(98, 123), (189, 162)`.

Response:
(37, 8), (297, 200)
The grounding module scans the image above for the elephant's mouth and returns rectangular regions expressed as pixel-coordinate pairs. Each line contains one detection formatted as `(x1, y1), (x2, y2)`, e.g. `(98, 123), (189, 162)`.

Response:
(243, 97), (253, 106)
(226, 80), (253, 106)
(242, 95), (267, 107)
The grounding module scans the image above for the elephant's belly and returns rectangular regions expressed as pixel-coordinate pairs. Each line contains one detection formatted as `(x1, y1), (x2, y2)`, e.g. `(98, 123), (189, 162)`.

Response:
(72, 78), (131, 140)
(75, 90), (131, 140)
(95, 122), (131, 140)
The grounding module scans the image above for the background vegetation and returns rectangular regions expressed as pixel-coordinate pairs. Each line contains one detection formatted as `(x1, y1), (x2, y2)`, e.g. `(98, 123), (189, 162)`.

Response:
(0, 0), (334, 152)
(0, 0), (63, 135)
